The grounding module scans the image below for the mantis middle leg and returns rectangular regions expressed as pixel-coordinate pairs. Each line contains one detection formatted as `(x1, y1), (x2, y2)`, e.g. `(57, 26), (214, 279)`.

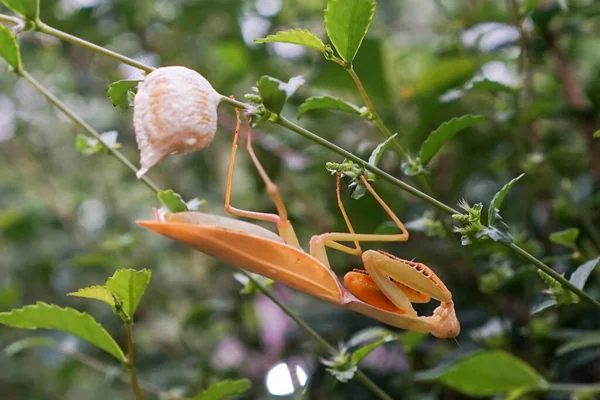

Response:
(224, 107), (300, 248)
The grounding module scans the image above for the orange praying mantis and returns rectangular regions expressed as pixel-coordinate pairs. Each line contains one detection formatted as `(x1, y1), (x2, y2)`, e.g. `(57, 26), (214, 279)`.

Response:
(137, 110), (459, 339)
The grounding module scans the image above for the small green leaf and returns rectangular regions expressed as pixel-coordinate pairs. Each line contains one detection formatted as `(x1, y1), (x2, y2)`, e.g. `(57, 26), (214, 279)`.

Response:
(258, 76), (286, 114)
(188, 379), (252, 400)
(4, 336), (57, 356)
(297, 95), (364, 119)
(411, 57), (478, 96)
(368, 134), (398, 167)
(347, 327), (397, 366)
(483, 209), (513, 244)
(420, 115), (485, 166)
(158, 190), (188, 212)
(255, 29), (326, 54)
(75, 131), (120, 156)
(569, 256), (600, 289)
(549, 228), (580, 248)
(1, 0), (39, 20)
(350, 339), (386, 365)
(347, 327), (396, 348)
(467, 79), (515, 94)
(257, 75), (305, 115)
(488, 173), (525, 226)
(0, 24), (21, 71)
(532, 257), (600, 314)
(324, 0), (376, 63)
(106, 269), (151, 319)
(233, 272), (274, 295)
(68, 286), (116, 310)
(0, 302), (125, 361)
(415, 350), (547, 396)
(593, 130), (600, 138)
(401, 331), (427, 352)
(107, 79), (139, 109)
(537, 270), (578, 306)
(556, 332), (600, 356)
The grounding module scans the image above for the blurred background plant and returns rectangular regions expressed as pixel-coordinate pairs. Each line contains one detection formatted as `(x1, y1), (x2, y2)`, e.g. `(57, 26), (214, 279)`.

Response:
(1, 0), (600, 399)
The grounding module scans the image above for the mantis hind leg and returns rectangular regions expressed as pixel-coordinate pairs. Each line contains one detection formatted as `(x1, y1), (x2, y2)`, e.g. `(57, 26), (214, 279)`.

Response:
(224, 106), (300, 248)
(309, 173), (410, 267)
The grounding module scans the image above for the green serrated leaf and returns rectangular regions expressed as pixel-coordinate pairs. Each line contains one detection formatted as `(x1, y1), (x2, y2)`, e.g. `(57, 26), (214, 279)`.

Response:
(106, 269), (151, 319)
(549, 228), (580, 248)
(0, 24), (21, 71)
(68, 286), (116, 310)
(255, 29), (326, 53)
(188, 378), (252, 400)
(324, 0), (376, 63)
(107, 79), (139, 109)
(420, 115), (485, 166)
(4, 336), (57, 356)
(556, 332), (600, 356)
(368, 134), (398, 167)
(416, 350), (547, 396)
(158, 190), (188, 212)
(0, 302), (125, 361)
(297, 95), (363, 119)
(488, 173), (525, 225)
(1, 0), (39, 20)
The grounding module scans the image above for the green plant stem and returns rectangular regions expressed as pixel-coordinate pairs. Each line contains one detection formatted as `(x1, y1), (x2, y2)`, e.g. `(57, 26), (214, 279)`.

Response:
(547, 382), (600, 394)
(0, 13), (20, 25)
(125, 321), (145, 400)
(36, 22), (154, 73)
(242, 272), (393, 400)
(505, 242), (600, 309)
(19, 69), (160, 194)
(345, 66), (408, 159)
(278, 114), (458, 215)
(220, 96), (600, 311)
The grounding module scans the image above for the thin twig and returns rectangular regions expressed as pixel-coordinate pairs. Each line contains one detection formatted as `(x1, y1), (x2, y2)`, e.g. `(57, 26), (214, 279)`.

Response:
(36, 22), (155, 73)
(0, 13), (20, 25)
(125, 322), (145, 400)
(345, 66), (407, 159)
(19, 69), (161, 194)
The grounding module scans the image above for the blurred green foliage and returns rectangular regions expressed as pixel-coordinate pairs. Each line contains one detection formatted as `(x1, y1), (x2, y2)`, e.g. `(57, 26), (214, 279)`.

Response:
(2, 0), (600, 399)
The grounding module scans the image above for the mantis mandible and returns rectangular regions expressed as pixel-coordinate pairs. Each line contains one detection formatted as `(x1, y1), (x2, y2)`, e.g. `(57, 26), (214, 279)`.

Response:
(138, 110), (459, 338)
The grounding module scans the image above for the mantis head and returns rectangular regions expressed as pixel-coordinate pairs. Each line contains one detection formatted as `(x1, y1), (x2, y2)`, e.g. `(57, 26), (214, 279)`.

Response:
(344, 250), (460, 338)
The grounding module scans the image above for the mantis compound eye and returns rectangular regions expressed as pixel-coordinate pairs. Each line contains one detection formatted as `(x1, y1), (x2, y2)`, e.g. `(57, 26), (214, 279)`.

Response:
(133, 66), (222, 177)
